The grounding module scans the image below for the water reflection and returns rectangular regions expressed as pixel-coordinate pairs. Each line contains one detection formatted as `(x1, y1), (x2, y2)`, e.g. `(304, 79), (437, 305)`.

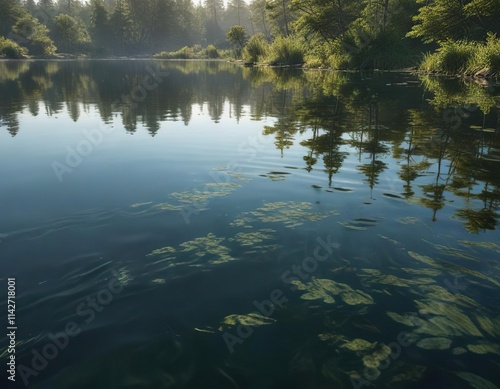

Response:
(1, 60), (499, 232)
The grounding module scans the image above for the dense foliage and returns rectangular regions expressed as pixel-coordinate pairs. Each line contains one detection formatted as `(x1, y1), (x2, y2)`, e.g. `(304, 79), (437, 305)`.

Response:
(0, 0), (498, 75)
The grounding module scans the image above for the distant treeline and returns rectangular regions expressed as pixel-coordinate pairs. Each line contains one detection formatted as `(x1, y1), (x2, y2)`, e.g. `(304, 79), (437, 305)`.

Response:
(1, 0), (499, 75)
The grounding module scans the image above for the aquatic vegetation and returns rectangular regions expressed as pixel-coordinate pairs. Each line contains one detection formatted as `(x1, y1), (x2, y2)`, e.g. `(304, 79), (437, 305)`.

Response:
(220, 313), (275, 329)
(228, 230), (275, 246)
(179, 233), (234, 265)
(171, 183), (242, 204)
(292, 278), (338, 303)
(130, 201), (153, 208)
(115, 267), (133, 286)
(425, 241), (478, 262)
(389, 364), (427, 384)
(292, 278), (374, 305)
(341, 338), (376, 352)
(368, 274), (435, 288)
(360, 269), (382, 276)
(455, 371), (500, 389)
(229, 217), (253, 228)
(419, 285), (479, 307)
(232, 201), (339, 229)
(475, 315), (500, 337)
(318, 333), (346, 344)
(401, 268), (442, 277)
(452, 347), (467, 355)
(226, 171), (252, 182)
(407, 251), (441, 268)
(459, 240), (500, 253)
(148, 246), (176, 256)
(386, 312), (428, 328)
(153, 202), (184, 211)
(467, 342), (500, 355)
(415, 301), (482, 336)
(416, 337), (452, 350)
(362, 344), (391, 369)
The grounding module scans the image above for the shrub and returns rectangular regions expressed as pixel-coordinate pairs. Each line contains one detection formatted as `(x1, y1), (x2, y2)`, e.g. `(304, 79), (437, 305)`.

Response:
(419, 40), (476, 75)
(0, 37), (29, 58)
(467, 33), (500, 77)
(242, 33), (268, 63)
(266, 35), (305, 66)
(154, 46), (195, 59)
(204, 44), (219, 58)
(437, 40), (476, 75)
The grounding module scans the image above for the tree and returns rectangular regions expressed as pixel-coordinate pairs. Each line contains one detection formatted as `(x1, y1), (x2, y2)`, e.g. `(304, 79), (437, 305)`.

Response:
(226, 25), (247, 57)
(408, 0), (475, 43)
(53, 13), (90, 52)
(90, 0), (109, 48)
(13, 14), (57, 56)
(265, 0), (294, 37)
(204, 0), (224, 43)
(249, 0), (270, 38)
(110, 0), (136, 50)
(0, 0), (25, 36)
(291, 0), (361, 42)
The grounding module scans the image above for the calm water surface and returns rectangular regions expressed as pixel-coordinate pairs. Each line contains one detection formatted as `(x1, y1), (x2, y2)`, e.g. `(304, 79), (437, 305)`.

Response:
(1, 61), (499, 388)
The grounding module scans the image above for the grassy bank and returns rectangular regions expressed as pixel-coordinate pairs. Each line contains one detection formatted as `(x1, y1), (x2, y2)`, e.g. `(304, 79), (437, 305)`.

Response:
(419, 34), (500, 78)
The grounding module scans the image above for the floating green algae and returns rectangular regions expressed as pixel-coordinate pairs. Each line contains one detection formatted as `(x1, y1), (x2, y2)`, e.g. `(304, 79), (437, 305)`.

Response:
(318, 333), (346, 344)
(416, 337), (452, 350)
(228, 230), (275, 246)
(467, 342), (500, 355)
(341, 338), (376, 352)
(389, 364), (426, 383)
(452, 347), (467, 355)
(179, 233), (234, 265)
(475, 315), (500, 337)
(232, 201), (339, 229)
(148, 246), (176, 256)
(292, 278), (338, 303)
(360, 269), (382, 276)
(408, 251), (440, 268)
(458, 240), (500, 253)
(171, 182), (242, 204)
(418, 285), (479, 307)
(153, 202), (184, 211)
(229, 217), (254, 228)
(415, 301), (482, 336)
(386, 312), (427, 328)
(408, 251), (500, 287)
(401, 268), (442, 277)
(362, 344), (391, 368)
(220, 313), (275, 329)
(424, 240), (479, 262)
(293, 278), (374, 305)
(130, 201), (153, 208)
(455, 372), (500, 389)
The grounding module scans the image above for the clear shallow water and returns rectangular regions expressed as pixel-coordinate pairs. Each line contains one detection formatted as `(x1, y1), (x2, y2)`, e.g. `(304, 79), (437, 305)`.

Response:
(0, 60), (499, 388)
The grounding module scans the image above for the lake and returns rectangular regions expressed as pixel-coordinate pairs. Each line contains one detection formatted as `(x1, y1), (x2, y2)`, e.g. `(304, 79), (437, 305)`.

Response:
(0, 60), (499, 388)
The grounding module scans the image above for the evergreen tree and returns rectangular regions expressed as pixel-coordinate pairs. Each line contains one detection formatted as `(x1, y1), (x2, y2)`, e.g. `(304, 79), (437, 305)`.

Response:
(110, 0), (136, 50)
(90, 0), (110, 49)
(53, 13), (90, 52)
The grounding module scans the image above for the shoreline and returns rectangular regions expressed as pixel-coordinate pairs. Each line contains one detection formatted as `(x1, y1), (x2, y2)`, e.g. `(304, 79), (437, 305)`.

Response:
(1, 57), (498, 82)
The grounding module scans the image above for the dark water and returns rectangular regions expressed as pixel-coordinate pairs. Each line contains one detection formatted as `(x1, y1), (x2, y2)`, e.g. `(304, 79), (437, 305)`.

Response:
(1, 60), (499, 388)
